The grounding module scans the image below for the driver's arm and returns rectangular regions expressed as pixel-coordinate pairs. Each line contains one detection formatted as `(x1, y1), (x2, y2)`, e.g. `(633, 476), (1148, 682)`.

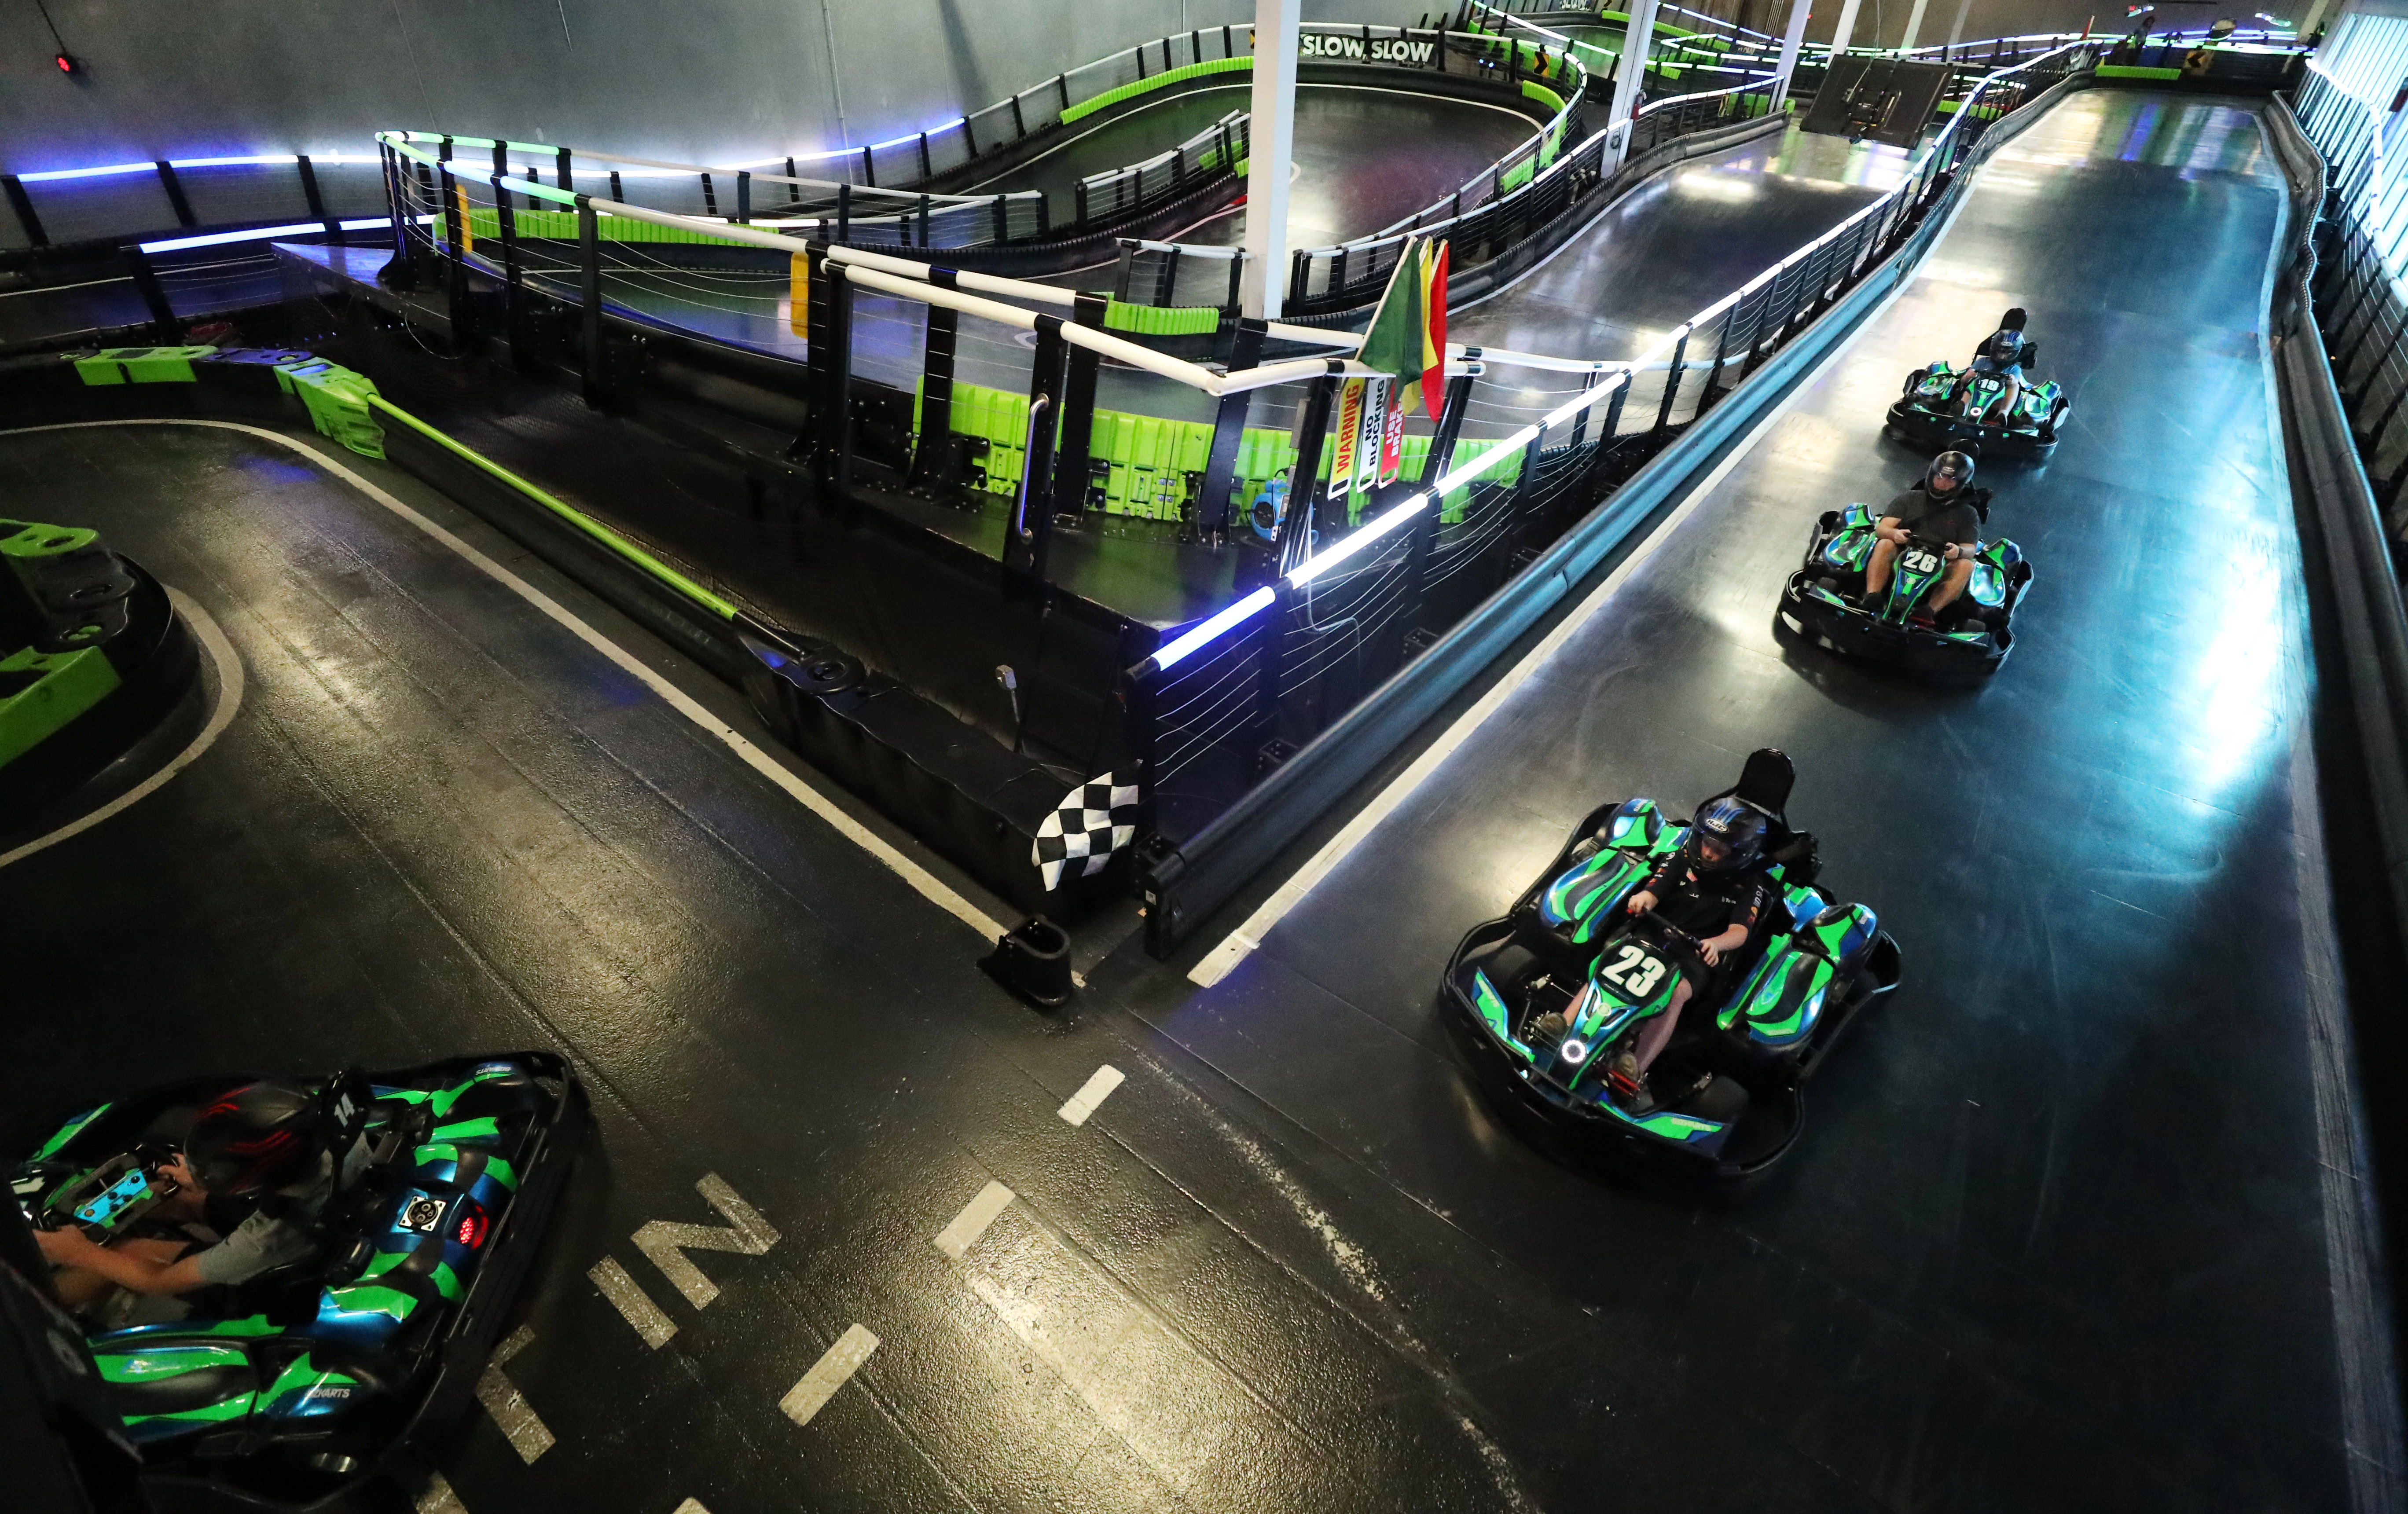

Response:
(1876, 516), (1910, 544)
(32, 1226), (212, 1295)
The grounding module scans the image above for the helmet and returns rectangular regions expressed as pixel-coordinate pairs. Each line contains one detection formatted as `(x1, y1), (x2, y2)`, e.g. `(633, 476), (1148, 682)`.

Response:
(1999, 307), (2027, 332)
(1688, 796), (1769, 873)
(185, 1081), (324, 1196)
(1927, 450), (1976, 492)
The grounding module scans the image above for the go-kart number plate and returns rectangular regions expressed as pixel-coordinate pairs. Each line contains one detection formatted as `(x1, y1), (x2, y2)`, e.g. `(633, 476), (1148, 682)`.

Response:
(1902, 548), (1942, 575)
(1597, 941), (1673, 998)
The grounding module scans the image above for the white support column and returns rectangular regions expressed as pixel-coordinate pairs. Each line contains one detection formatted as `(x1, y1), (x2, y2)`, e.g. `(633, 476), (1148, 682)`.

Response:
(1772, 0), (1814, 110)
(1828, 0), (1866, 59)
(1899, 0), (1932, 52)
(1946, 0), (1973, 50)
(1607, 0), (1663, 167)
(1241, 0), (1302, 319)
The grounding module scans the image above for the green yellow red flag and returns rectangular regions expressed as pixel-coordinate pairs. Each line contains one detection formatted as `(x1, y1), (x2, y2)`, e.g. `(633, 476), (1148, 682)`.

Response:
(1358, 237), (1451, 421)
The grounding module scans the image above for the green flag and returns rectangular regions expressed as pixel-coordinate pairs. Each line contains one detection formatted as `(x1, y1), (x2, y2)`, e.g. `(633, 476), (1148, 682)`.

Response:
(1358, 237), (1425, 388)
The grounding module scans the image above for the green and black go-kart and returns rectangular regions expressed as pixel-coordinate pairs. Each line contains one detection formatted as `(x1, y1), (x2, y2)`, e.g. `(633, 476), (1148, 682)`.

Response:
(9, 1054), (580, 1510)
(1887, 359), (2070, 459)
(1778, 502), (2031, 676)
(1442, 751), (1901, 1183)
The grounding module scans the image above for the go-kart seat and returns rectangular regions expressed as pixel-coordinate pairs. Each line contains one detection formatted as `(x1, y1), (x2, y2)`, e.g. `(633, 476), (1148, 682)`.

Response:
(1702, 747), (1821, 890)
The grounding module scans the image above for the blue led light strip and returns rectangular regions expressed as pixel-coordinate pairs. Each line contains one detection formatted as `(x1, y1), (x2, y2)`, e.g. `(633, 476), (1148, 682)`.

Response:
(138, 216), (425, 254)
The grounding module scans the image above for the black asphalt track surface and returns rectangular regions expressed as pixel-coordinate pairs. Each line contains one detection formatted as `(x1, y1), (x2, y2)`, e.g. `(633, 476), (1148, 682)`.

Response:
(965, 82), (1536, 246)
(1096, 88), (2372, 1509)
(0, 87), (2379, 1514)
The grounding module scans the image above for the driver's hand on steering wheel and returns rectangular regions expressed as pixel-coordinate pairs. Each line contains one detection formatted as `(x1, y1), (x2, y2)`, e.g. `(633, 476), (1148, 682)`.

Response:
(33, 1224), (101, 1267)
(1943, 543), (1967, 561)
(1885, 526), (1913, 545)
(1626, 890), (1657, 915)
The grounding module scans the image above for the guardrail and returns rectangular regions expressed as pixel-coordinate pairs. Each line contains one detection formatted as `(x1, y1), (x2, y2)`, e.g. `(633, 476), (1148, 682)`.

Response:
(0, 153), (390, 253)
(2288, 66), (2408, 532)
(1128, 38), (2096, 953)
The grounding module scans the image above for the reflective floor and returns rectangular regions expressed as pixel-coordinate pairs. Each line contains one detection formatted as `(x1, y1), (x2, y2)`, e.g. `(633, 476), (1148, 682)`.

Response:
(1, 88), (2381, 1514)
(1100, 88), (2368, 1510)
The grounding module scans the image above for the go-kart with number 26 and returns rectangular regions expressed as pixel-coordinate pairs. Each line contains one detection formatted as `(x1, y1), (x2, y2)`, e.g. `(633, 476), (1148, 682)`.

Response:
(1778, 504), (2032, 676)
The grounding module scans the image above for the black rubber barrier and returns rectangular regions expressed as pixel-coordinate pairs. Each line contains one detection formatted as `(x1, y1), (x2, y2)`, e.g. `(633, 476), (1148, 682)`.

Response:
(1138, 66), (2096, 956)
(2268, 98), (2408, 968)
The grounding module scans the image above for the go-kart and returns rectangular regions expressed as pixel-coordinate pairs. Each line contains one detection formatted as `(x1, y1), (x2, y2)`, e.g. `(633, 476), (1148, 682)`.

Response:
(1441, 750), (1901, 1182)
(9, 1053), (580, 1509)
(1777, 505), (2030, 676)
(1887, 360), (2070, 458)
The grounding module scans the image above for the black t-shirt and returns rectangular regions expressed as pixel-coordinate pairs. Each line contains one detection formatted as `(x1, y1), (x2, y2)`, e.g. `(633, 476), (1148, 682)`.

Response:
(1637, 860), (1772, 942)
(1882, 485), (1981, 547)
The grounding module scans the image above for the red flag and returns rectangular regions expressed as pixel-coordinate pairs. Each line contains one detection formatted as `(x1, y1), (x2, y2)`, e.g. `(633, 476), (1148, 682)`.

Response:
(1421, 241), (1450, 421)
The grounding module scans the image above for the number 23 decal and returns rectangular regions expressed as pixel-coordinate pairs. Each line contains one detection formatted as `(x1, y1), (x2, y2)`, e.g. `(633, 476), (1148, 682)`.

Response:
(1599, 943), (1670, 997)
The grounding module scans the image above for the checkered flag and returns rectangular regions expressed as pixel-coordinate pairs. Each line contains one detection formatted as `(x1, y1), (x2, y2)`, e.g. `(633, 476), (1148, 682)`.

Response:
(1032, 773), (1140, 891)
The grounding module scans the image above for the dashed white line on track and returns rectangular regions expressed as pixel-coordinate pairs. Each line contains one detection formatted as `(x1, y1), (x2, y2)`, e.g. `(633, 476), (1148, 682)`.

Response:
(1056, 1064), (1126, 1126)
(933, 1180), (1017, 1260)
(779, 1324), (881, 1427)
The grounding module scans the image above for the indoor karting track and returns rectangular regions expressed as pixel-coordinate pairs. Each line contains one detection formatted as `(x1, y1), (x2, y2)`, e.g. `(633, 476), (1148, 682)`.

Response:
(0, 86), (2375, 1514)
(1106, 88), (2370, 1510)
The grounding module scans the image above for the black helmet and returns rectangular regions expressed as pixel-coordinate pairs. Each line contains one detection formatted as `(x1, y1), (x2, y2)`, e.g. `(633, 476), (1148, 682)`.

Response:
(1999, 307), (2027, 331)
(1927, 450), (1976, 492)
(185, 1081), (324, 1196)
(1688, 796), (1769, 873)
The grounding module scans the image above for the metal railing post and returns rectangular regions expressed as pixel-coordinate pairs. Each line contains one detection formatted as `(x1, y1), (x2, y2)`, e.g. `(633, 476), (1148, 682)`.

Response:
(491, 174), (528, 368)
(436, 161), (474, 350)
(1054, 293), (1108, 521)
(579, 197), (606, 409)
(1275, 371), (1343, 577)
(124, 246), (180, 344)
(1011, 318), (1070, 584)
(914, 283), (962, 486)
(1194, 319), (1268, 540)
(1652, 326), (1693, 435)
(1400, 369), (1476, 630)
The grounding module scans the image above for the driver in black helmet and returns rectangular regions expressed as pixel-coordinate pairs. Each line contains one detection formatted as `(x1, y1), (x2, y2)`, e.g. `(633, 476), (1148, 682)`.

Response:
(1604, 795), (1775, 1108)
(1862, 451), (1987, 624)
(1963, 307), (2036, 424)
(35, 1081), (341, 1307)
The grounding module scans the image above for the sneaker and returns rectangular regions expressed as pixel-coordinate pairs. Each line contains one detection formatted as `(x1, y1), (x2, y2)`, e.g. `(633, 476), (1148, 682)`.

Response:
(1607, 1053), (1656, 1113)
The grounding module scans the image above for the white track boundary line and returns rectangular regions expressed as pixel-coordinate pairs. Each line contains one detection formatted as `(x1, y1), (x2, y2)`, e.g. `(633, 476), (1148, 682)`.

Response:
(0, 420), (1011, 942)
(0, 585), (243, 869)
(1187, 228), (1943, 987)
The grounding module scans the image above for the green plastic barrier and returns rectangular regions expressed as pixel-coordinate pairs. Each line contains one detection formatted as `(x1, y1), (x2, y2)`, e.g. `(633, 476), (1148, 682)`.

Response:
(273, 359), (388, 461)
(2096, 64), (2184, 79)
(463, 206), (758, 246)
(72, 347), (213, 385)
(1061, 56), (1253, 125)
(1102, 299), (1222, 337)
(916, 378), (1527, 524)
(0, 644), (120, 769)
